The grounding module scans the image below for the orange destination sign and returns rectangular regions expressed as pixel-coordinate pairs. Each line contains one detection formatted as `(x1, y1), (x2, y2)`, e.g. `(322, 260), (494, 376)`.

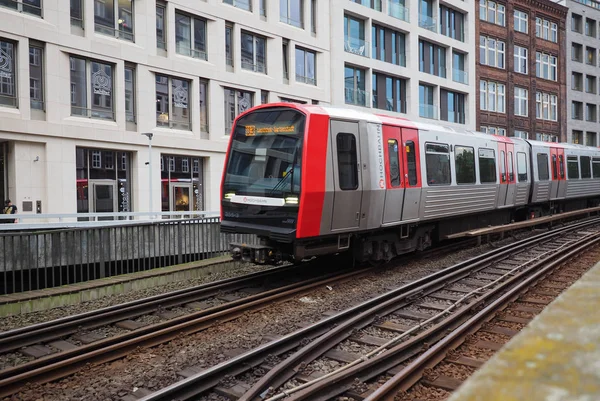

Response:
(245, 125), (296, 136)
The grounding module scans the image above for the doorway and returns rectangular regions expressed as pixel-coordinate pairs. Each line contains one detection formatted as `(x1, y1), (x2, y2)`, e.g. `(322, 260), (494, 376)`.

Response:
(170, 183), (192, 212)
(89, 180), (117, 219)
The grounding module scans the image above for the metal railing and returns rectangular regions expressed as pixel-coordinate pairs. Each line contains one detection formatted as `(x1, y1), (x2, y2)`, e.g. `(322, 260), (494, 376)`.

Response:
(176, 43), (208, 60)
(280, 15), (303, 28)
(71, 16), (84, 29)
(0, 94), (18, 108)
(345, 88), (368, 106)
(296, 74), (316, 86)
(353, 0), (382, 11)
(419, 14), (437, 32)
(373, 95), (406, 114)
(30, 99), (45, 111)
(419, 103), (438, 119)
(344, 38), (369, 57)
(452, 68), (468, 84)
(224, 0), (252, 12)
(71, 106), (114, 120)
(0, 212), (258, 295)
(241, 60), (267, 73)
(0, 0), (42, 17)
(94, 23), (135, 42)
(388, 1), (409, 22)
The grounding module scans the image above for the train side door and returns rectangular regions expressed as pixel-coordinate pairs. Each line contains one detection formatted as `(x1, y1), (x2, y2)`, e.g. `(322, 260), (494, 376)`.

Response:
(556, 148), (566, 198)
(549, 147), (560, 200)
(505, 144), (516, 207)
(400, 128), (421, 221)
(382, 125), (404, 224)
(330, 120), (363, 231)
(497, 142), (509, 206)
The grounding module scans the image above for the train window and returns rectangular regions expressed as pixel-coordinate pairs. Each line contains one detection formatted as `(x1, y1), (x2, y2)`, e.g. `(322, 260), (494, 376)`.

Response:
(567, 156), (579, 179)
(336, 133), (359, 190)
(388, 140), (401, 187)
(537, 154), (550, 181)
(455, 146), (475, 184)
(425, 143), (451, 185)
(478, 148), (497, 183)
(552, 155), (558, 179)
(559, 155), (565, 179)
(581, 156), (592, 178)
(593, 157), (600, 178)
(517, 152), (528, 181)
(508, 152), (514, 182)
(406, 141), (418, 186)
(500, 150), (506, 182)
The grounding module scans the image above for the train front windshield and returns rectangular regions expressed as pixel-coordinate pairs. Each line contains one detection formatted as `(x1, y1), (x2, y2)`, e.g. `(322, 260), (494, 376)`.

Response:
(224, 108), (305, 198)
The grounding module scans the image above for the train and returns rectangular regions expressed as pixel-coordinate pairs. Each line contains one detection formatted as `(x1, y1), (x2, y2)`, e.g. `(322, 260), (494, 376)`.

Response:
(220, 103), (600, 265)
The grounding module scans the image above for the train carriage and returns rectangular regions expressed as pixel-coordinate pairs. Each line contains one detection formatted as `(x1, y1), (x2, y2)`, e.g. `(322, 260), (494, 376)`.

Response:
(220, 103), (600, 265)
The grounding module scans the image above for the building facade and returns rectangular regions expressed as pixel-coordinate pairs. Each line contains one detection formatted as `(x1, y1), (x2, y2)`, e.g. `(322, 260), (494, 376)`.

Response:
(565, 0), (600, 146)
(331, 0), (476, 129)
(0, 0), (329, 216)
(476, 0), (568, 142)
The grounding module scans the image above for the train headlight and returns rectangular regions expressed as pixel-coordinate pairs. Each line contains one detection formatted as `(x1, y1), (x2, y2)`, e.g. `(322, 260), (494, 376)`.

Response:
(285, 196), (299, 205)
(224, 192), (235, 199)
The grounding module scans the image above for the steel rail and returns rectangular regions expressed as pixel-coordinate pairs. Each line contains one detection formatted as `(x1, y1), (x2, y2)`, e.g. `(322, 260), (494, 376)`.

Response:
(365, 234), (600, 401)
(0, 266), (372, 399)
(281, 232), (600, 401)
(139, 217), (600, 401)
(0, 263), (305, 354)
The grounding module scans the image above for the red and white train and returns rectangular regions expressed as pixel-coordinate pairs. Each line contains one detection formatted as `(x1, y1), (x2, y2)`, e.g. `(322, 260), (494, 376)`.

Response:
(220, 103), (600, 265)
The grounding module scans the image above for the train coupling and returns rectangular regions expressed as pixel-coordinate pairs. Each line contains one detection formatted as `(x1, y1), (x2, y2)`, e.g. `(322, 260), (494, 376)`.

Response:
(230, 243), (280, 265)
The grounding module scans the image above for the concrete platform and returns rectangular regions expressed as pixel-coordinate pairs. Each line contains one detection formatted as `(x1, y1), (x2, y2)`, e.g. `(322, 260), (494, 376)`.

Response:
(448, 261), (600, 401)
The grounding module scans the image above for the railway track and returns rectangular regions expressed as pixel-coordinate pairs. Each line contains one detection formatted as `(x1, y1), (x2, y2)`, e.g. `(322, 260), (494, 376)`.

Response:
(137, 217), (600, 401)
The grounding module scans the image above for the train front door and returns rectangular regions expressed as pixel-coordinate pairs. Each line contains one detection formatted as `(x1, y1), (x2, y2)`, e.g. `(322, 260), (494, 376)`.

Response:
(330, 120), (363, 231)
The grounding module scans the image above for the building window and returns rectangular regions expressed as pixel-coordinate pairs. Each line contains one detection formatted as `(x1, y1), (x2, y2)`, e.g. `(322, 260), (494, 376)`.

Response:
(94, 0), (134, 42)
(572, 130), (583, 144)
(160, 154), (205, 212)
(572, 72), (583, 91)
(155, 74), (191, 130)
(587, 103), (597, 122)
(71, 0), (84, 27)
(345, 65), (366, 106)
(224, 87), (253, 133)
(567, 156), (579, 179)
(281, 0), (303, 28)
(124, 65), (135, 124)
(480, 80), (505, 113)
(480, 36), (505, 69)
(514, 130), (528, 139)
(295, 47), (316, 85)
(439, 5), (464, 42)
(586, 46), (597, 65)
(455, 146), (475, 184)
(260, 0), (266, 16)
(156, 2), (166, 50)
(479, 148), (497, 183)
(419, 83), (436, 119)
(535, 52), (557, 81)
(199, 79), (208, 133)
(241, 31), (267, 73)
(572, 101), (583, 120)
(224, 0), (252, 12)
(587, 132), (597, 147)
(514, 10), (528, 33)
(514, 45), (527, 74)
(425, 143), (451, 185)
(351, 0), (382, 11)
(175, 12), (207, 60)
(479, 0), (505, 27)
(0, 40), (17, 108)
(344, 15), (367, 57)
(29, 45), (44, 111)
(419, 0), (436, 31)
(1, 0), (41, 16)
(282, 39), (289, 79)
(535, 92), (557, 121)
(535, 17), (557, 43)
(70, 56), (114, 120)
(514, 87), (528, 117)
(372, 72), (406, 113)
(440, 89), (465, 124)
(226, 23), (233, 67)
(372, 25), (406, 67)
(419, 40), (446, 78)
(572, 43), (583, 62)
(586, 75), (597, 94)
(452, 51), (467, 84)
(586, 18), (596, 37)
(481, 126), (507, 136)
(572, 13), (582, 33)
(261, 90), (269, 104)
(311, 0), (316, 33)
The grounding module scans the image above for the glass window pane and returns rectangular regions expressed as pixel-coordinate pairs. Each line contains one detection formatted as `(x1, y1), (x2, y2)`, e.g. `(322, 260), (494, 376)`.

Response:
(91, 61), (113, 120)
(171, 78), (190, 130)
(70, 57), (87, 115)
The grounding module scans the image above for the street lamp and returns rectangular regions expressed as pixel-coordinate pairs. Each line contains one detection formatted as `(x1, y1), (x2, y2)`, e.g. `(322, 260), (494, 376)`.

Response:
(142, 132), (154, 218)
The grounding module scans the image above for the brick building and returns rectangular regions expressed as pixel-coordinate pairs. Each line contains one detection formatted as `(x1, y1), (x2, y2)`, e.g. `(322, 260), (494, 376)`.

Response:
(477, 0), (568, 142)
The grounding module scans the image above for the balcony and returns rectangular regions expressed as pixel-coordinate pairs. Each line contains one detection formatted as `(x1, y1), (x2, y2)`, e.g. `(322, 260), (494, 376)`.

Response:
(452, 68), (468, 85)
(345, 88), (368, 107)
(419, 103), (438, 119)
(176, 43), (208, 61)
(419, 14), (437, 32)
(345, 38), (369, 57)
(388, 1), (409, 22)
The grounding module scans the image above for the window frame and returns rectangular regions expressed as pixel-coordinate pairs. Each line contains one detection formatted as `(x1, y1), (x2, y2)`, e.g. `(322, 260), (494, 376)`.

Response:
(155, 73), (191, 131)
(70, 56), (115, 120)
(295, 46), (317, 85)
(241, 30), (267, 74)
(455, 145), (476, 184)
(514, 45), (528, 74)
(425, 142), (451, 186)
(280, 0), (304, 28)
(479, 80), (506, 113)
(535, 51), (557, 81)
(29, 44), (44, 111)
(480, 35), (505, 69)
(514, 86), (528, 117)
(175, 11), (208, 60)
(514, 10), (528, 33)
(336, 132), (359, 190)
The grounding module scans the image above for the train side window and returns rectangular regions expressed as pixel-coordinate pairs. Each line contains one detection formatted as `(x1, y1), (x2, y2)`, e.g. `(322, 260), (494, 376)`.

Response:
(517, 152), (528, 182)
(388, 139), (401, 187)
(500, 150), (506, 182)
(559, 155), (565, 178)
(455, 145), (475, 184)
(537, 153), (550, 181)
(405, 141), (418, 186)
(336, 133), (359, 190)
(508, 151), (514, 182)
(567, 155), (579, 179)
(552, 154), (558, 179)
(425, 143), (451, 185)
(581, 156), (592, 179)
(478, 148), (497, 183)
(593, 157), (600, 178)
